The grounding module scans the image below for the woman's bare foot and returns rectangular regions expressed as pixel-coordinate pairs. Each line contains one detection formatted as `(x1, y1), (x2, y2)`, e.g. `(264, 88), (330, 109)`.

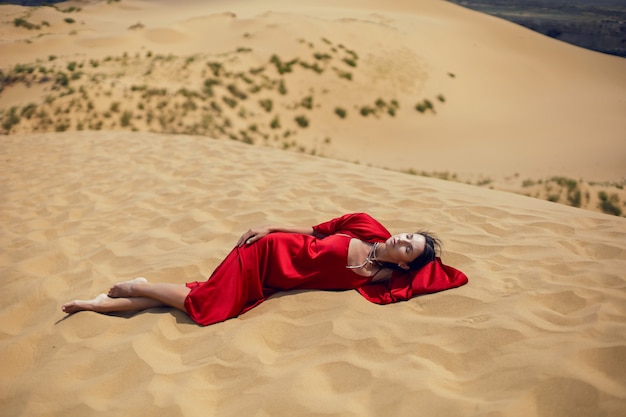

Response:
(62, 293), (109, 314)
(107, 277), (148, 298)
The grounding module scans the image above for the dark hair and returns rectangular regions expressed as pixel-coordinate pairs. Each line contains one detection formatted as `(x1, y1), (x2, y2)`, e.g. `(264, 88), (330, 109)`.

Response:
(379, 231), (441, 272)
(407, 231), (441, 271)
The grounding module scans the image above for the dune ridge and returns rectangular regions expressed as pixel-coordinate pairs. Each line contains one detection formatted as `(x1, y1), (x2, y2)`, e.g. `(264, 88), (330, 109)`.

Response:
(1, 131), (626, 416)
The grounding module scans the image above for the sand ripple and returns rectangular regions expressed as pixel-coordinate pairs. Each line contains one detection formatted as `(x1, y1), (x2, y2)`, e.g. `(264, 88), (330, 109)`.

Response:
(1, 132), (625, 416)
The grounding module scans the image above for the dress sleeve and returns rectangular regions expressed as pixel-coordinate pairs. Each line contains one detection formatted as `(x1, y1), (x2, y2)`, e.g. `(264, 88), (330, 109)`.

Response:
(312, 213), (391, 241)
(356, 257), (468, 304)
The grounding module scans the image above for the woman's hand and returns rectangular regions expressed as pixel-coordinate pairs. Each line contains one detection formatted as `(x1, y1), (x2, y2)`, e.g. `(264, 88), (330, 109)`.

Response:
(237, 226), (272, 247)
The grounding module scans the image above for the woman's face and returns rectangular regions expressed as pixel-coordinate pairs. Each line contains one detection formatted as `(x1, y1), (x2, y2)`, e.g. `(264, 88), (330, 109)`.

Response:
(384, 233), (426, 268)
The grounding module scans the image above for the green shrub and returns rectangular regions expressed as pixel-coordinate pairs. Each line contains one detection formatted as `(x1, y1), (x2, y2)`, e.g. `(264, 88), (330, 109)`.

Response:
(313, 52), (332, 61)
(259, 99), (273, 112)
(334, 107), (347, 118)
(343, 57), (357, 67)
(207, 61), (222, 77)
(21, 103), (37, 119)
(2, 107), (20, 132)
(270, 116), (280, 129)
(227, 84), (247, 100)
(598, 191), (622, 216)
(203, 78), (220, 97)
(295, 115), (309, 128)
(278, 79), (287, 95)
(14, 18), (39, 30)
(301, 96), (313, 110)
(64, 18), (75, 24)
(360, 106), (375, 117)
(270, 55), (298, 74)
(415, 99), (434, 113)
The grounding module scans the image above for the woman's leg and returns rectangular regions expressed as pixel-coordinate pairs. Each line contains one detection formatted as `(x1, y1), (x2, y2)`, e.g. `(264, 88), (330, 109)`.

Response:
(62, 277), (191, 315)
(62, 293), (164, 314)
(108, 280), (190, 312)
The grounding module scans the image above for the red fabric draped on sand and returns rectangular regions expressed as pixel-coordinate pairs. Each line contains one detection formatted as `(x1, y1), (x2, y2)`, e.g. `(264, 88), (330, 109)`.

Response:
(357, 257), (468, 304)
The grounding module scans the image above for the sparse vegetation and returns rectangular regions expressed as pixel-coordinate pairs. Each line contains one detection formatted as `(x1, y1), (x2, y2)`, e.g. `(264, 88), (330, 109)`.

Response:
(259, 99), (273, 112)
(598, 191), (622, 216)
(294, 115), (309, 128)
(334, 107), (347, 118)
(5, 40), (619, 216)
(415, 99), (435, 114)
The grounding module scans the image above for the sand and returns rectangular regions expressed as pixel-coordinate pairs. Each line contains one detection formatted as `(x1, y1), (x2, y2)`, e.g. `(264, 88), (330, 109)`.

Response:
(1, 0), (625, 214)
(1, 131), (625, 416)
(1, 0), (626, 416)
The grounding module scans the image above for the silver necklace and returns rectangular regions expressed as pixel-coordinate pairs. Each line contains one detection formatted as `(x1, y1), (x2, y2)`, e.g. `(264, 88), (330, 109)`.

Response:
(346, 242), (380, 269)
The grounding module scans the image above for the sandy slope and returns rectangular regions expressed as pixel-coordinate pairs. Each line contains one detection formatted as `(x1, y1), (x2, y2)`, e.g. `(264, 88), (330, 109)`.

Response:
(1, 0), (625, 215)
(1, 131), (625, 417)
(1, 0), (626, 416)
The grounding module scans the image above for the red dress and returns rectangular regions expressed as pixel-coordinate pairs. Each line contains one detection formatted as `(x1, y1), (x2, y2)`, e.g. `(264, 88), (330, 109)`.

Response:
(184, 213), (468, 326)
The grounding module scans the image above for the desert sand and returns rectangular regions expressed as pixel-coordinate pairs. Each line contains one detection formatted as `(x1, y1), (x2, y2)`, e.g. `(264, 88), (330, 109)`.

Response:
(1, 1), (626, 416)
(1, 0), (626, 214)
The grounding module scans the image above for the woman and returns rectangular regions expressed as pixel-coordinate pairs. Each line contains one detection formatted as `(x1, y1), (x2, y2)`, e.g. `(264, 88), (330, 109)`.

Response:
(62, 213), (468, 325)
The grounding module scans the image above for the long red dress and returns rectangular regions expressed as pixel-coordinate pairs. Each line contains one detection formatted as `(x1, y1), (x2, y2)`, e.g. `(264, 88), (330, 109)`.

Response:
(184, 213), (468, 326)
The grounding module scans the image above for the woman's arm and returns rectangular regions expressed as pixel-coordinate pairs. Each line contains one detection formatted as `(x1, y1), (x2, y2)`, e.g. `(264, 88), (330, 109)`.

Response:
(236, 225), (325, 246)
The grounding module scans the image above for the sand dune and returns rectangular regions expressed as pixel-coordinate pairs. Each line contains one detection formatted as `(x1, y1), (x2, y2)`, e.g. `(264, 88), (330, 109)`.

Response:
(1, 131), (625, 416)
(1, 0), (626, 416)
(1, 0), (625, 215)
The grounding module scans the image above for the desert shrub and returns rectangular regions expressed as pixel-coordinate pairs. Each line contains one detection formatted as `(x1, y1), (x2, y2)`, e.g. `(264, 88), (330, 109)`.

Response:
(67, 62), (77, 72)
(568, 189), (582, 207)
(335, 107), (347, 118)
(55, 121), (69, 131)
(551, 176), (578, 191)
(270, 116), (280, 129)
(301, 96), (313, 110)
(360, 106), (375, 117)
(21, 103), (37, 119)
(295, 115), (309, 128)
(222, 96), (237, 109)
(110, 102), (120, 112)
(299, 61), (324, 74)
(314, 52), (332, 61)
(14, 18), (39, 30)
(270, 55), (298, 74)
(598, 191), (622, 216)
(55, 72), (69, 87)
(334, 68), (352, 80)
(437, 94), (446, 103)
(2, 107), (20, 132)
(207, 62), (222, 77)
(210, 101), (222, 113)
(203, 78), (221, 96)
(15, 64), (35, 74)
(343, 57), (357, 67)
(259, 99), (273, 112)
(278, 79), (287, 95)
(415, 99), (434, 113)
(64, 18), (75, 24)
(227, 84), (247, 100)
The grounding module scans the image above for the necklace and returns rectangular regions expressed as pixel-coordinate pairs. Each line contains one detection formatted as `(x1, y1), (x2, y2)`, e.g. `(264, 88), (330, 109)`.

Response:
(346, 242), (381, 270)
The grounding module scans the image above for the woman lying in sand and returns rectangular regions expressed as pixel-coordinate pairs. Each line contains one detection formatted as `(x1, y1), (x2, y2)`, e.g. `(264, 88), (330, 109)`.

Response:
(62, 213), (468, 325)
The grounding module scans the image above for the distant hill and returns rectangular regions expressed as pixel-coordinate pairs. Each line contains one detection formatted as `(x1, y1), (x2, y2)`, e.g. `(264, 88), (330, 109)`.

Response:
(447, 0), (626, 58)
